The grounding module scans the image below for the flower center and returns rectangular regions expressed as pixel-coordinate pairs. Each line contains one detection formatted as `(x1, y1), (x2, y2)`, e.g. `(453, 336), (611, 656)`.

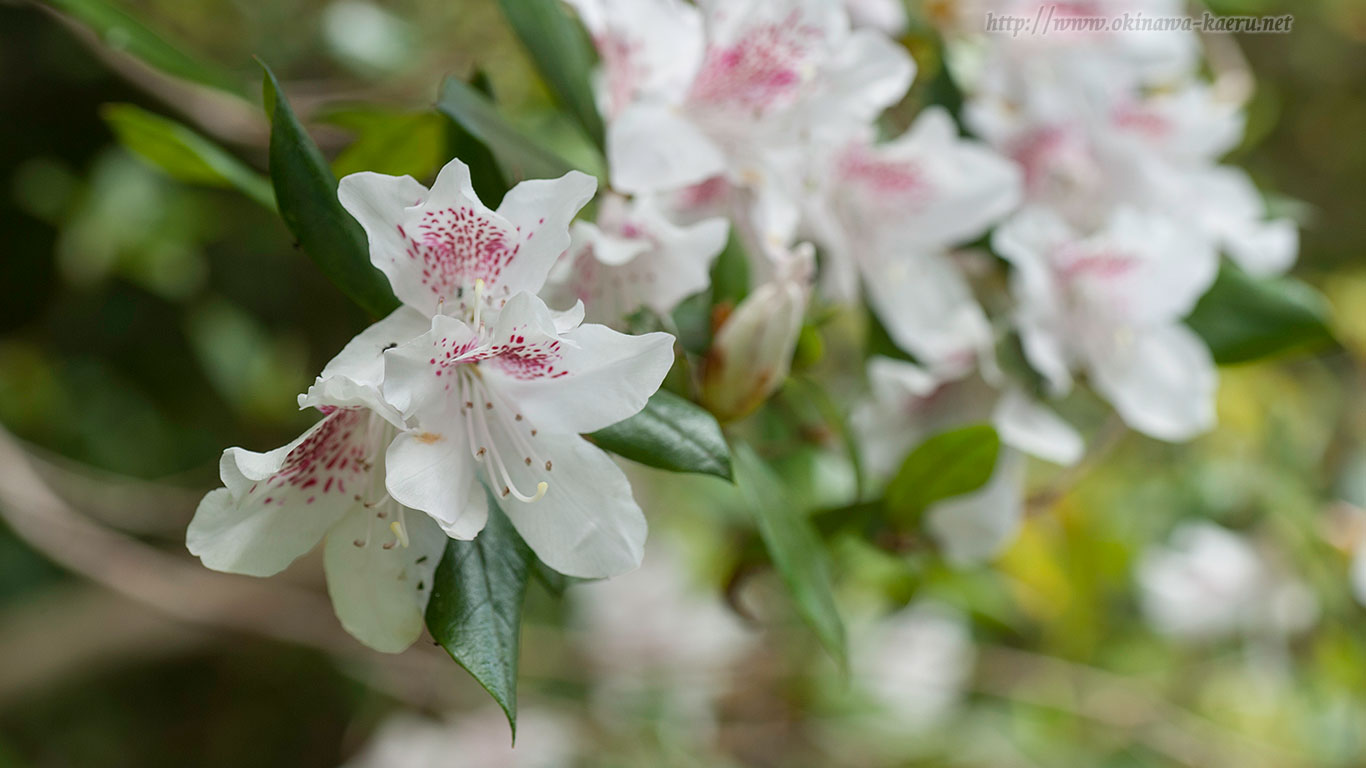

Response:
(458, 367), (549, 504)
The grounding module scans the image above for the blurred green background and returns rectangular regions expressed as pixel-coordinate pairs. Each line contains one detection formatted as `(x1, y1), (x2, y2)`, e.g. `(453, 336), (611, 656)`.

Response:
(1, 0), (1365, 766)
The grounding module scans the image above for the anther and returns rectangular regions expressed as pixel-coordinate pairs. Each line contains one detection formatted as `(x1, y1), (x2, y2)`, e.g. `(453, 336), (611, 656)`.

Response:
(390, 520), (410, 549)
(545, 460), (552, 471)
(353, 538), (365, 547)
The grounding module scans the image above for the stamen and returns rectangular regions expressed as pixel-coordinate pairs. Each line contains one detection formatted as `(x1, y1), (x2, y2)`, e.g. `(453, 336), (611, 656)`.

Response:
(471, 278), (486, 327)
(390, 520), (410, 549)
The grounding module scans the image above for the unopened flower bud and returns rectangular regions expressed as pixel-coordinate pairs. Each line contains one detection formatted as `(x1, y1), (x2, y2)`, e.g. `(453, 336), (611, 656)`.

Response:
(702, 244), (813, 422)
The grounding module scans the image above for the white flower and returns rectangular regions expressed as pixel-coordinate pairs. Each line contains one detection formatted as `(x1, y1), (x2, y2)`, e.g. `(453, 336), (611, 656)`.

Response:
(852, 601), (974, 731)
(585, 0), (913, 246)
(543, 192), (729, 325)
(1138, 522), (1318, 640)
(805, 107), (1022, 367)
(700, 243), (813, 422)
(571, 538), (752, 733)
(993, 207), (1219, 441)
(339, 159), (678, 578)
(187, 310), (447, 653)
(852, 356), (1082, 563)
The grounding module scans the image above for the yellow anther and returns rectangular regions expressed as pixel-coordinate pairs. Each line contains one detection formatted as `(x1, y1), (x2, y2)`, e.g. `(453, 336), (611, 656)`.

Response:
(390, 520), (410, 548)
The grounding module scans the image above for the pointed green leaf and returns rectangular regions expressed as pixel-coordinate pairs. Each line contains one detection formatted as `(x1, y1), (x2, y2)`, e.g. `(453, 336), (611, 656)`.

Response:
(736, 444), (846, 668)
(260, 62), (399, 318)
(436, 76), (578, 187)
(885, 424), (1000, 524)
(589, 389), (733, 480)
(101, 103), (275, 210)
(425, 503), (533, 737)
(44, 0), (245, 96)
(443, 72), (515, 206)
(1185, 261), (1335, 364)
(497, 0), (605, 149)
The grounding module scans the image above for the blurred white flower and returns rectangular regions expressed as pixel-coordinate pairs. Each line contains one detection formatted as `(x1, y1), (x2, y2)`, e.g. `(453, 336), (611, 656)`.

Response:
(804, 107), (1022, 369)
(993, 207), (1219, 441)
(853, 601), (975, 730)
(1138, 522), (1318, 640)
(341, 709), (576, 768)
(574, 0), (914, 247)
(571, 539), (752, 735)
(543, 192), (729, 325)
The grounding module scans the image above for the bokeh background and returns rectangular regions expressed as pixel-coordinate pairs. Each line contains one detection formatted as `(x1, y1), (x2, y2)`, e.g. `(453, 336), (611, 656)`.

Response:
(2, 0), (1366, 766)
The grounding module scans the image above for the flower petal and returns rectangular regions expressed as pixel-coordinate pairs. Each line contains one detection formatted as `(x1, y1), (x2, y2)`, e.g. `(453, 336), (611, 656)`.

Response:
(323, 502), (447, 653)
(337, 169), (440, 313)
(1087, 323), (1217, 441)
(298, 306), (431, 422)
(188, 409), (378, 576)
(385, 427), (488, 540)
(608, 103), (727, 194)
(992, 388), (1083, 466)
(861, 248), (992, 371)
(380, 314), (482, 421)
(495, 433), (647, 578)
(489, 170), (598, 299)
(482, 293), (676, 434)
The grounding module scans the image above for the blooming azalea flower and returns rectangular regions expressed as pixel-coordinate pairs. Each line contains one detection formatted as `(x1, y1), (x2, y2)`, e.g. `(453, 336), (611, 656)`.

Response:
(804, 107), (1022, 367)
(543, 192), (729, 325)
(338, 159), (677, 578)
(187, 309), (446, 653)
(576, 0), (913, 249)
(852, 356), (1082, 563)
(993, 206), (1219, 440)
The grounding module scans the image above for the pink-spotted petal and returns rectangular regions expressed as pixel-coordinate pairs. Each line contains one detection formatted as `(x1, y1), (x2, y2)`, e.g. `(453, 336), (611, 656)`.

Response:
(483, 295), (676, 435)
(489, 171), (598, 299)
(188, 409), (379, 577)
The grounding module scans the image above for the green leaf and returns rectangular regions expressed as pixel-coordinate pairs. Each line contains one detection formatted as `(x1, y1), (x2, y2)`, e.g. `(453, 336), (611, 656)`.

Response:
(497, 0), (605, 149)
(589, 389), (733, 480)
(736, 444), (846, 668)
(425, 503), (533, 738)
(1185, 261), (1335, 364)
(101, 103), (275, 210)
(323, 107), (447, 181)
(885, 424), (1000, 524)
(260, 62), (400, 318)
(443, 72), (515, 206)
(45, 0), (245, 96)
(710, 228), (751, 307)
(435, 76), (578, 187)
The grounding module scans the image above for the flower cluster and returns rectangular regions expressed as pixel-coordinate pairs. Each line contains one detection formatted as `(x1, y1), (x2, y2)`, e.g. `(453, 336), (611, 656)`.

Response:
(188, 164), (676, 651)
(187, 0), (1304, 652)
(943, 0), (1298, 439)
